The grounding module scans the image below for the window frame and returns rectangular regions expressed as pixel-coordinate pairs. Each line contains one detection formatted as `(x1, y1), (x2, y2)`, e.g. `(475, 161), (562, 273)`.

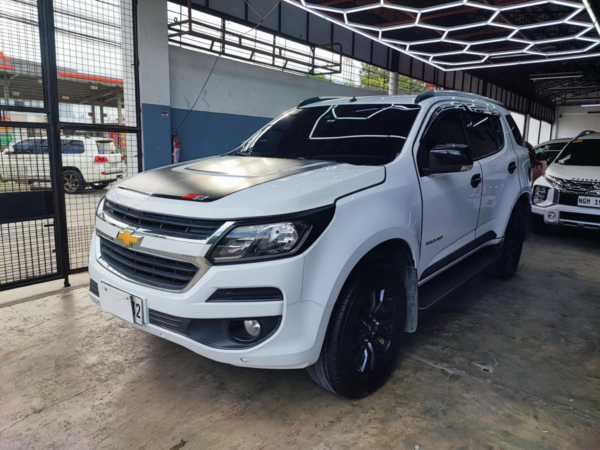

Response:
(504, 114), (524, 147)
(465, 110), (505, 162)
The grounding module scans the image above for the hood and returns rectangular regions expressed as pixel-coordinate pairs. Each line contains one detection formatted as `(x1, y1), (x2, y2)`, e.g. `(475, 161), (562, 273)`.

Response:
(546, 163), (600, 182)
(108, 156), (385, 219)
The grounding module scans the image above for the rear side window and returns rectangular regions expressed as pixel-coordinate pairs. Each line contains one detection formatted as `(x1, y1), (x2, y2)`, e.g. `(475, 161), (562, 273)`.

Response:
(505, 115), (524, 146)
(13, 139), (48, 153)
(61, 140), (85, 154)
(467, 112), (504, 159)
(96, 140), (118, 154)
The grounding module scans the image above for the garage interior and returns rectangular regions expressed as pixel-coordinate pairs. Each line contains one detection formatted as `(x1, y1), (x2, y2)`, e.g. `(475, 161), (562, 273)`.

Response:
(1, 0), (600, 449)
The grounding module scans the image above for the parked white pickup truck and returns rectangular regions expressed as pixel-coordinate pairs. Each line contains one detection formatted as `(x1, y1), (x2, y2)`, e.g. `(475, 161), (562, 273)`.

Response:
(0, 136), (125, 193)
(89, 91), (531, 398)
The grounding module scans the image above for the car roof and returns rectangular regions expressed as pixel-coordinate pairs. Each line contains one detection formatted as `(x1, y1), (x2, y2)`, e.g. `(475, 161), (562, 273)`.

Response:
(300, 92), (507, 112)
(578, 132), (600, 140)
(535, 138), (571, 146)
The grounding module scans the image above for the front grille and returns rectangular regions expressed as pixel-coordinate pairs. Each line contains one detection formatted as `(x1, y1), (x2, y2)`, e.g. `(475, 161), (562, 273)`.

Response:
(89, 279), (99, 297)
(558, 192), (579, 206)
(104, 200), (225, 240)
(99, 237), (199, 290)
(561, 212), (600, 225)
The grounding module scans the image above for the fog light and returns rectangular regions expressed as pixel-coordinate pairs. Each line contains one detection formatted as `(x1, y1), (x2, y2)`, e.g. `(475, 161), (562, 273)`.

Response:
(547, 212), (556, 221)
(244, 319), (261, 337)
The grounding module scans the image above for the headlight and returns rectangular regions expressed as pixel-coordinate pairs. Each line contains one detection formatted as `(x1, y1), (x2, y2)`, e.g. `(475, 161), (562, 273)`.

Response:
(96, 196), (106, 219)
(208, 205), (335, 264)
(210, 221), (311, 262)
(532, 186), (548, 205)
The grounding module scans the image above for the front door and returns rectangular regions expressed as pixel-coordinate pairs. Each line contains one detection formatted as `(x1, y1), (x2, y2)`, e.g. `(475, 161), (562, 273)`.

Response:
(417, 108), (483, 280)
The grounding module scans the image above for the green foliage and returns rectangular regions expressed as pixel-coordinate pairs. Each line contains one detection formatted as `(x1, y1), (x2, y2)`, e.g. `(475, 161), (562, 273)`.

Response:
(358, 64), (428, 94)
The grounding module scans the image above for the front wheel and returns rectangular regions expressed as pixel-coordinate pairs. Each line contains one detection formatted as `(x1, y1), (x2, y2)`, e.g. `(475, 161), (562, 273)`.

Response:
(486, 205), (526, 279)
(307, 260), (406, 398)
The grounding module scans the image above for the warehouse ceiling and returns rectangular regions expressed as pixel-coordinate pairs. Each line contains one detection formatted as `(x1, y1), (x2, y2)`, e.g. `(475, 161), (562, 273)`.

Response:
(287, 0), (600, 104)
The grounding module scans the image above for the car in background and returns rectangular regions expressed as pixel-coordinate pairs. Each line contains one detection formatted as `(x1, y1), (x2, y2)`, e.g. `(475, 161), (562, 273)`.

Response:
(0, 136), (125, 194)
(532, 132), (600, 232)
(534, 138), (571, 166)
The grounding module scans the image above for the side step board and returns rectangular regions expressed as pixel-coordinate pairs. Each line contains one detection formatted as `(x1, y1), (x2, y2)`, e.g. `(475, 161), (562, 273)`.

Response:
(418, 245), (500, 311)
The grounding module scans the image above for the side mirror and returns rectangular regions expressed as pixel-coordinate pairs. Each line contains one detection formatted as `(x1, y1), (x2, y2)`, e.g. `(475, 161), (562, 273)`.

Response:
(422, 144), (473, 175)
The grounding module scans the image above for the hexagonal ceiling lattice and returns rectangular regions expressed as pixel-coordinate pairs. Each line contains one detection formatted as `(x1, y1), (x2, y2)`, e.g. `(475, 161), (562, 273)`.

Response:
(285, 0), (600, 71)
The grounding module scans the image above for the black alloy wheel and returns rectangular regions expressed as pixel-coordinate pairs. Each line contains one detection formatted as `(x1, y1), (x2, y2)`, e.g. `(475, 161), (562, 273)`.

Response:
(307, 260), (407, 398)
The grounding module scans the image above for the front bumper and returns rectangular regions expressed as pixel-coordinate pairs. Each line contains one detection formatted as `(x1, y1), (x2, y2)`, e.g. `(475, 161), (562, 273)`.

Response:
(88, 224), (329, 369)
(532, 203), (600, 230)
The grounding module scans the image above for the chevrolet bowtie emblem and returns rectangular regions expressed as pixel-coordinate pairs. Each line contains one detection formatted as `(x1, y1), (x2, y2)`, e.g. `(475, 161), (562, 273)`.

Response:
(117, 231), (140, 247)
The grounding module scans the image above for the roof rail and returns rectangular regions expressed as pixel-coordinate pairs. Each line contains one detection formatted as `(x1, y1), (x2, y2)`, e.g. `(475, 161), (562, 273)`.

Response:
(415, 90), (504, 108)
(575, 130), (597, 138)
(298, 96), (345, 107)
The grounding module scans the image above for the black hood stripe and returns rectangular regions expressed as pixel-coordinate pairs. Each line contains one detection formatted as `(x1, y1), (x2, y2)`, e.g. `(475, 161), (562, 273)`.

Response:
(118, 156), (334, 203)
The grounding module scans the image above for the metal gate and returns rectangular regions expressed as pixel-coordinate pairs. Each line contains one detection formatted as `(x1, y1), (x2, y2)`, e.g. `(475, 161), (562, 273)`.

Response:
(1, 0), (141, 291)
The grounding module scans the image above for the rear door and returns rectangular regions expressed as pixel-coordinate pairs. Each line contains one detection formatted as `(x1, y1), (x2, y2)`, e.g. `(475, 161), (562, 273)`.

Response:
(467, 111), (521, 238)
(417, 107), (483, 279)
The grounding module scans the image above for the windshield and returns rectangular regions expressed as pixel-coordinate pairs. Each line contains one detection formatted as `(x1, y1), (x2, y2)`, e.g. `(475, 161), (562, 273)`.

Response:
(237, 104), (420, 165)
(96, 140), (119, 154)
(535, 142), (566, 154)
(556, 139), (600, 167)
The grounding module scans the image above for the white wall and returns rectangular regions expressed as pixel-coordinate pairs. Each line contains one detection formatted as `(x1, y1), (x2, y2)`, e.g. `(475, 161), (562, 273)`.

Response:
(555, 105), (600, 139)
(168, 46), (379, 119)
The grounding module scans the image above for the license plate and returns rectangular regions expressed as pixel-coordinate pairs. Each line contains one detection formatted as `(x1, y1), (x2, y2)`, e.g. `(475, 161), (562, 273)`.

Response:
(99, 283), (144, 325)
(577, 196), (600, 208)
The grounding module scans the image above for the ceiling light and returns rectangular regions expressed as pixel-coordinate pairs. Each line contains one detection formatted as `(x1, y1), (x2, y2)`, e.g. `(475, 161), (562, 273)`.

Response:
(530, 72), (583, 80)
(583, 0), (600, 35)
(284, 0), (600, 72)
(547, 86), (597, 91)
(581, 104), (600, 107)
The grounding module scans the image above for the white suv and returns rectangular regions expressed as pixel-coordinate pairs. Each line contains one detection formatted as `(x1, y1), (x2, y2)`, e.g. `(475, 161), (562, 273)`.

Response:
(532, 132), (600, 232)
(89, 91), (531, 398)
(0, 136), (125, 193)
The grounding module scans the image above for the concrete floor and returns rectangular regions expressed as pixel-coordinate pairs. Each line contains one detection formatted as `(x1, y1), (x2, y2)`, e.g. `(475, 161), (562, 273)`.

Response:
(1, 229), (599, 450)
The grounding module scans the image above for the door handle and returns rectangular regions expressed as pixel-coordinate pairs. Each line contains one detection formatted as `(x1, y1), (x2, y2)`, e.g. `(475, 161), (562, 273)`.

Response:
(508, 161), (517, 174)
(471, 173), (481, 188)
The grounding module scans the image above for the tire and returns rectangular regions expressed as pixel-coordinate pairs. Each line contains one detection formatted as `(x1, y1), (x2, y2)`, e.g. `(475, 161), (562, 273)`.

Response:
(307, 260), (407, 399)
(91, 183), (108, 190)
(531, 213), (548, 235)
(63, 170), (84, 194)
(486, 204), (526, 279)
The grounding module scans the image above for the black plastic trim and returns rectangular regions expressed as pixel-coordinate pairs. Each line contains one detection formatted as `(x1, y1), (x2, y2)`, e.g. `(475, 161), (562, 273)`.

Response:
(420, 230), (497, 281)
(89, 279), (99, 297)
(560, 211), (600, 224)
(148, 309), (282, 349)
(207, 288), (283, 302)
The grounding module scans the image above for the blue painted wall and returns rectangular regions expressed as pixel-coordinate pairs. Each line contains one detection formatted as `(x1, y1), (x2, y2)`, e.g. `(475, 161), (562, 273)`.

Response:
(170, 108), (271, 162)
(141, 103), (173, 170)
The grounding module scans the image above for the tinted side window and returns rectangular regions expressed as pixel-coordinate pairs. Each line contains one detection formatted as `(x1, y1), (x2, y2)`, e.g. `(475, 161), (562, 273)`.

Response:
(505, 115), (524, 146)
(418, 110), (467, 169)
(61, 140), (85, 154)
(14, 139), (47, 153)
(467, 113), (503, 159)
